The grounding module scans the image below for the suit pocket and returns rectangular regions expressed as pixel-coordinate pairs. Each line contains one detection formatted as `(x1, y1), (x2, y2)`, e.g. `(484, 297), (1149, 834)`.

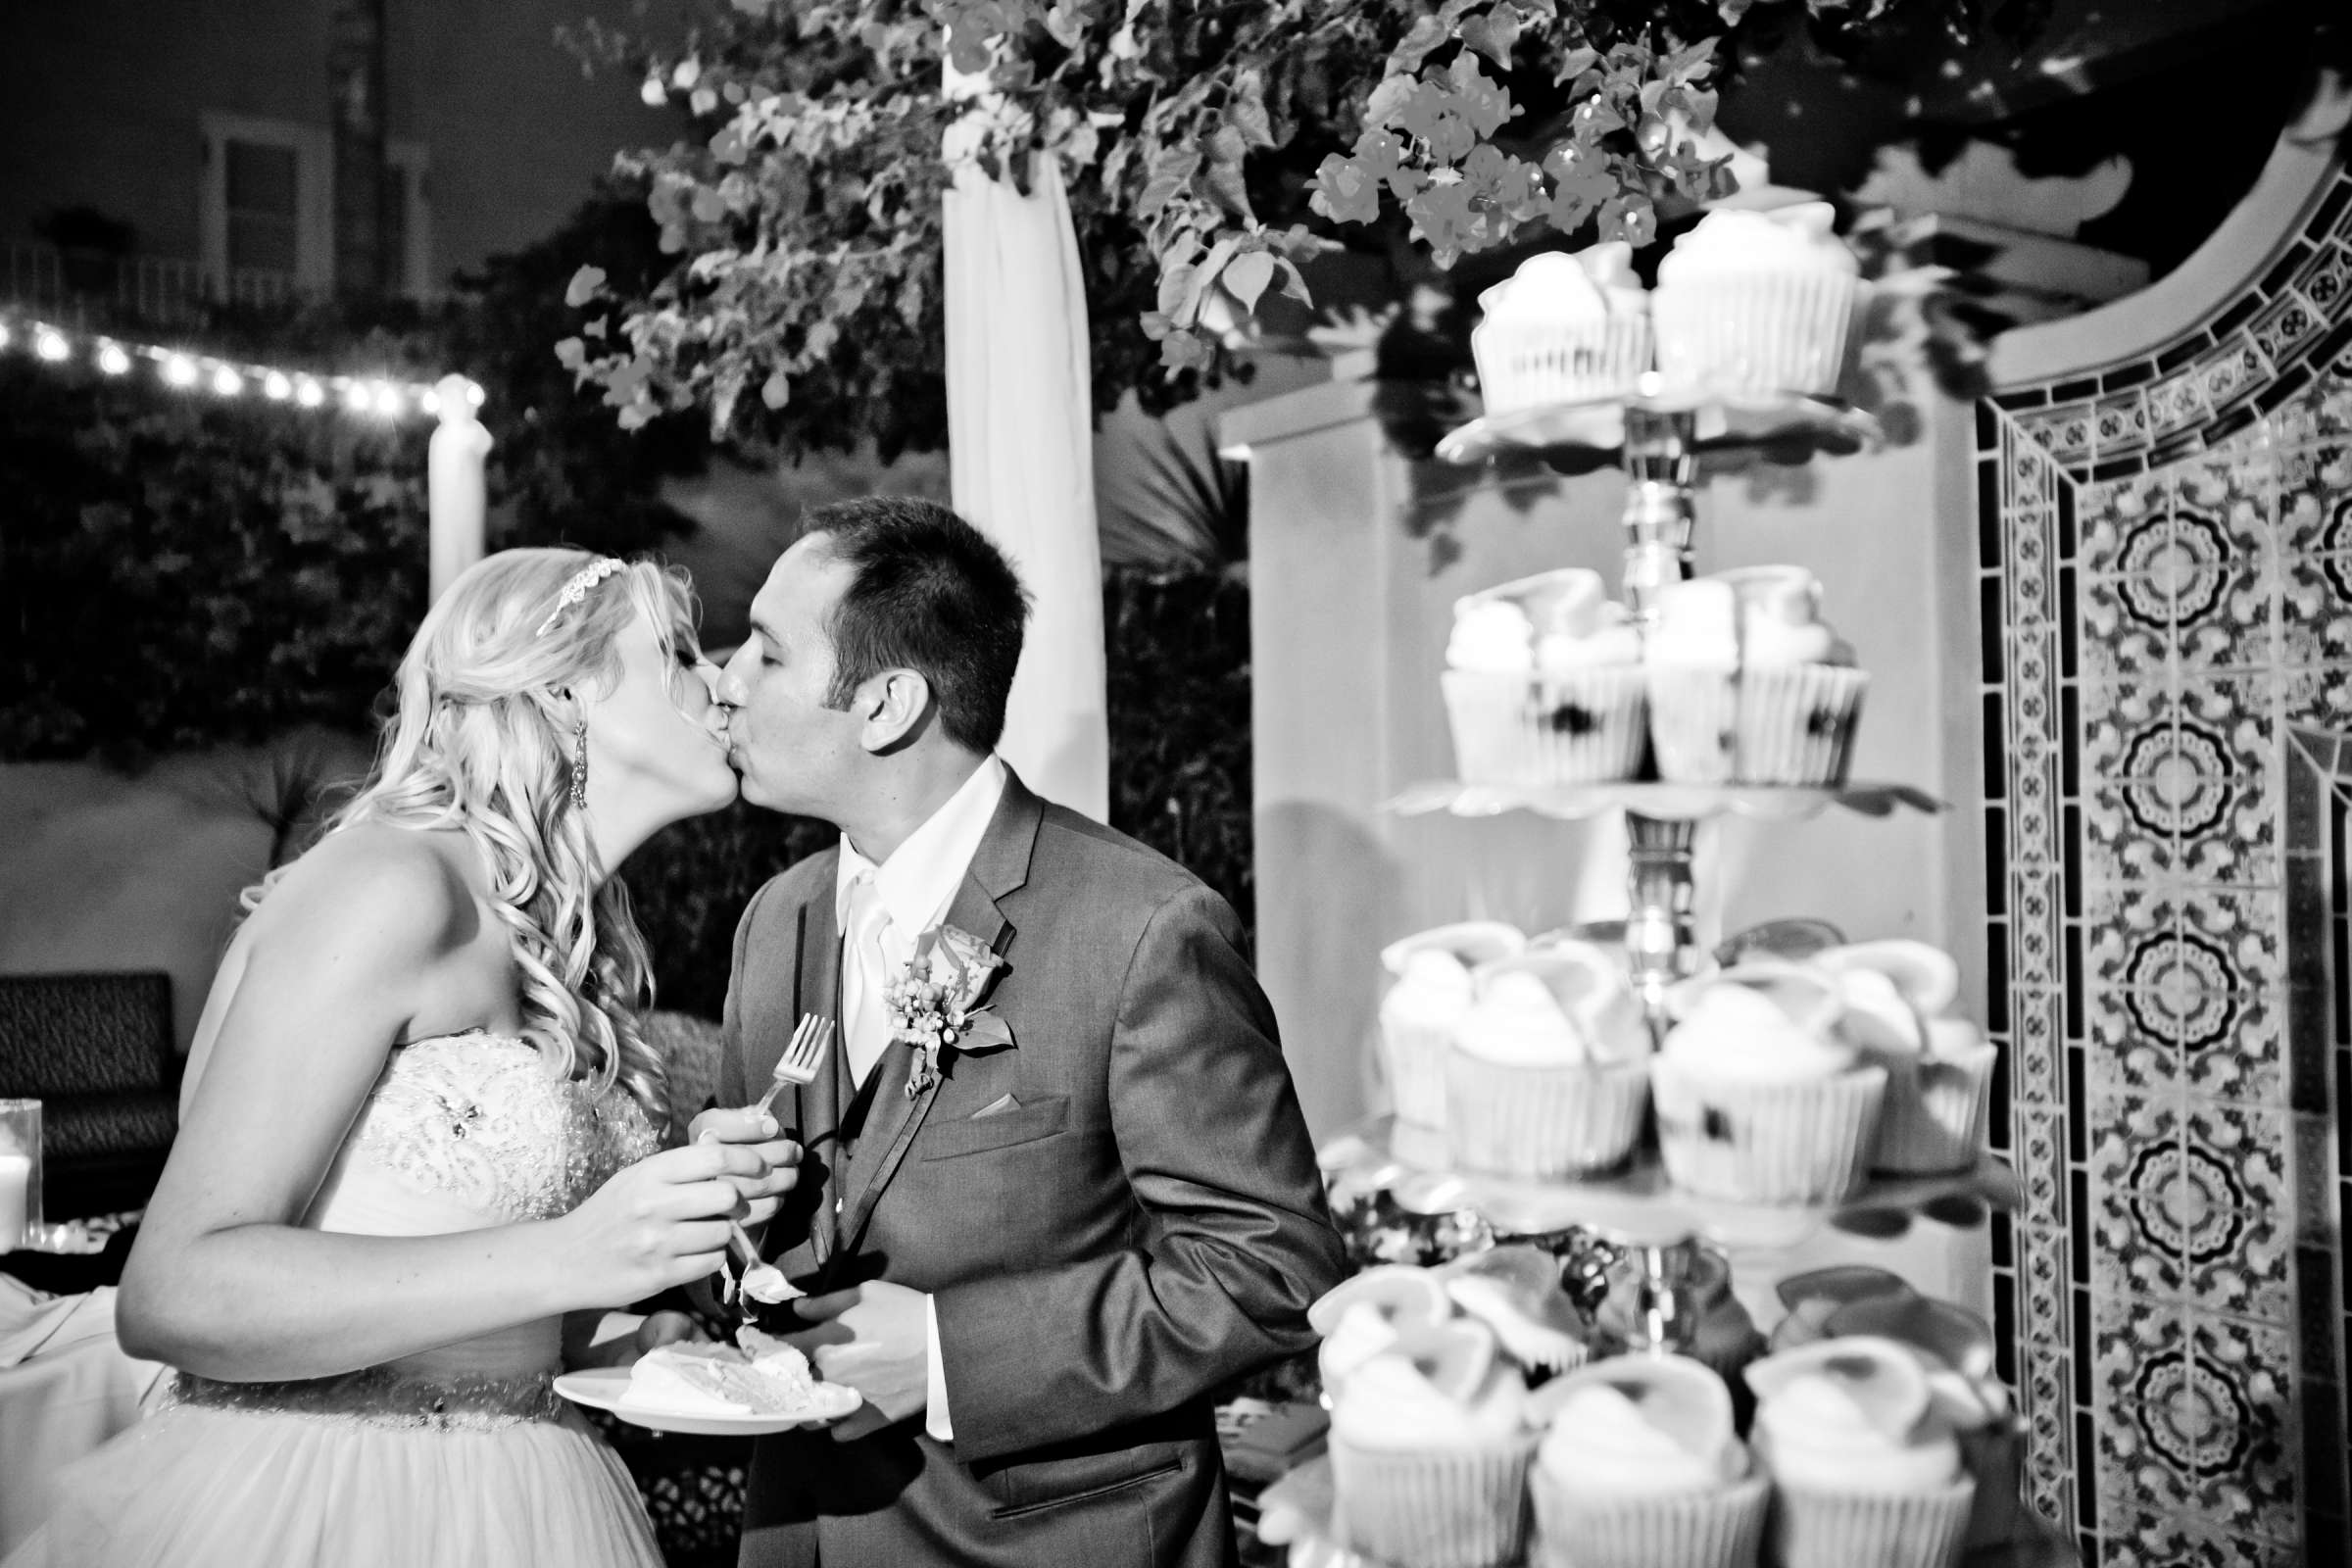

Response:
(919, 1095), (1070, 1161)
(973, 1439), (1185, 1518)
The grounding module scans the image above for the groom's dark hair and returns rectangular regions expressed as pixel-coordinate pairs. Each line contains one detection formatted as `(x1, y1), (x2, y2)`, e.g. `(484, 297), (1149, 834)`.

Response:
(802, 496), (1031, 752)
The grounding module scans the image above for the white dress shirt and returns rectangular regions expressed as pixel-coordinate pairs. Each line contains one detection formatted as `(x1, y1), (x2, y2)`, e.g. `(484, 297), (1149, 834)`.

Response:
(831, 754), (1006, 1443)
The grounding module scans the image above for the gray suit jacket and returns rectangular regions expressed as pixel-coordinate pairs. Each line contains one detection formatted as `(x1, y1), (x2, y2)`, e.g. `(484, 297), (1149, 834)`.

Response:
(719, 770), (1345, 1568)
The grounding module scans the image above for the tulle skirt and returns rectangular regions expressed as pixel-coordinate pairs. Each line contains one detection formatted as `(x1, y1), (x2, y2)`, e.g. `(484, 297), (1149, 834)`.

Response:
(5, 1369), (661, 1568)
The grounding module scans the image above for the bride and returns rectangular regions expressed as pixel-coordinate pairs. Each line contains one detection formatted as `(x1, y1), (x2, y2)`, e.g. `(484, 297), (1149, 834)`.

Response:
(8, 550), (797, 1567)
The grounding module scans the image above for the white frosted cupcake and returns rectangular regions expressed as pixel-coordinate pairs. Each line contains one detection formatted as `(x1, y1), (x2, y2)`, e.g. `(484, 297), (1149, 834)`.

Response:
(1815, 941), (1997, 1174)
(1328, 1320), (1537, 1568)
(1645, 568), (1868, 787)
(1826, 1296), (2023, 1554)
(1472, 242), (1654, 412)
(1446, 941), (1652, 1179)
(1310, 1265), (1456, 1401)
(1744, 1338), (1977, 1568)
(1652, 963), (1886, 1203)
(1652, 201), (1862, 398)
(1380, 922), (1526, 1136)
(1528, 1355), (1769, 1568)
(1442, 568), (1649, 788)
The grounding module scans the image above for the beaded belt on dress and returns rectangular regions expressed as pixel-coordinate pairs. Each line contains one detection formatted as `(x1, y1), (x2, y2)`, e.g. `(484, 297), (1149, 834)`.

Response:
(172, 1365), (567, 1432)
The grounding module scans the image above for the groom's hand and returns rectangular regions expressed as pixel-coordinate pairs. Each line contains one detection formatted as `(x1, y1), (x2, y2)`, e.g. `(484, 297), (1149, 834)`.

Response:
(784, 1281), (929, 1425)
(688, 1106), (802, 1226)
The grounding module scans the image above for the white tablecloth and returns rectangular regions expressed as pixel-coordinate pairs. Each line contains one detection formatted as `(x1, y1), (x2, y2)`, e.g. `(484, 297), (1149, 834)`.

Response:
(0, 1279), (169, 1555)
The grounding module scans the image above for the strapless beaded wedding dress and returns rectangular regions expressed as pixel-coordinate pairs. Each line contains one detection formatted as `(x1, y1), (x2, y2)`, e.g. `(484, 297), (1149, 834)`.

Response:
(6, 1033), (665, 1568)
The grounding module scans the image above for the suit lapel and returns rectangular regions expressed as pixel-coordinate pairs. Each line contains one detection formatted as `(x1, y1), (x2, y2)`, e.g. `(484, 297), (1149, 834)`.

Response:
(827, 772), (1044, 1268)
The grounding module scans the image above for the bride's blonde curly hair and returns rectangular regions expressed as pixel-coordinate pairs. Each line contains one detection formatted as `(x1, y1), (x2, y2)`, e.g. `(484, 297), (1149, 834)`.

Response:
(250, 548), (705, 1119)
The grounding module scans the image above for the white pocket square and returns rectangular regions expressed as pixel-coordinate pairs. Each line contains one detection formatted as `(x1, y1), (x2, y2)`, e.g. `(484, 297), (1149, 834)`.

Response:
(971, 1093), (1021, 1120)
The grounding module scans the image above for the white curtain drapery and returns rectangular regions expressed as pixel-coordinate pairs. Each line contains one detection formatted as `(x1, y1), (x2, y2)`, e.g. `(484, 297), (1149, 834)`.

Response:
(942, 129), (1109, 821)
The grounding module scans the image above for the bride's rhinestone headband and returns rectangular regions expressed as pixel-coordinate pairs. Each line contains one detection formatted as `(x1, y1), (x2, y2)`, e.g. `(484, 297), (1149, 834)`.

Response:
(534, 558), (626, 638)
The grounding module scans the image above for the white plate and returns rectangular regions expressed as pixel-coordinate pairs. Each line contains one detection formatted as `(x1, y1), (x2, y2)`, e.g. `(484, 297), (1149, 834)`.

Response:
(552, 1366), (863, 1435)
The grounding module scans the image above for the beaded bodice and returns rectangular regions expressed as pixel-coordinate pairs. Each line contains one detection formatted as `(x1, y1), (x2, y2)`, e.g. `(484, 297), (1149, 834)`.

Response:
(314, 1031), (661, 1233)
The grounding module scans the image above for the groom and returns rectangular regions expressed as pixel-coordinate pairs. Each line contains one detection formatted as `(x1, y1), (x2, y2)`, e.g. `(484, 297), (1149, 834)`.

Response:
(698, 497), (1344, 1567)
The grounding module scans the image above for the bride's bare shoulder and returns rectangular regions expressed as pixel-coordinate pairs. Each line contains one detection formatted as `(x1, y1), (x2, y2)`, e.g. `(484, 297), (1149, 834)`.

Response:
(245, 823), (480, 960)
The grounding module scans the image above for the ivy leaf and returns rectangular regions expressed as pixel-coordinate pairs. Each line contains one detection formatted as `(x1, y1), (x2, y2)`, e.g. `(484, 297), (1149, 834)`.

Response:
(760, 368), (792, 410)
(1661, 35), (1721, 85)
(1458, 6), (1521, 70)
(1223, 249), (1275, 314)
(564, 266), (608, 308)
(555, 337), (589, 372)
(1200, 125), (1255, 220)
(1139, 144), (1203, 219)
(1226, 68), (1276, 150)
(1271, 254), (1313, 305)
(1391, 14), (1452, 74)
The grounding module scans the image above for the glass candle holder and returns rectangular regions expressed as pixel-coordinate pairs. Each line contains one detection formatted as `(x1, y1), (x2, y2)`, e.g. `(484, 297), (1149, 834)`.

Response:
(0, 1100), (41, 1251)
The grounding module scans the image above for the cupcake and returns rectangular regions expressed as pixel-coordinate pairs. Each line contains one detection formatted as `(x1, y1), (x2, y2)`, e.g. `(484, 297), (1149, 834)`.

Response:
(1815, 941), (1998, 1174)
(1651, 201), (1862, 398)
(1826, 1295), (2023, 1554)
(1380, 922), (1527, 1137)
(1652, 963), (1887, 1204)
(1644, 569), (1868, 787)
(1327, 1319), (1538, 1568)
(1440, 1245), (1593, 1374)
(1769, 1265), (1917, 1353)
(1527, 1355), (1770, 1568)
(1471, 242), (1654, 413)
(1744, 1337), (1977, 1568)
(1446, 942), (1652, 1179)
(1441, 568), (1649, 789)
(1311, 1264), (1456, 1400)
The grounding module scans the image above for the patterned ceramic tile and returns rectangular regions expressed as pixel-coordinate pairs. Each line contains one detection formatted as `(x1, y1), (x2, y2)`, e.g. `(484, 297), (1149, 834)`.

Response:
(2086, 982), (2180, 1091)
(2081, 678), (2172, 782)
(2092, 1295), (2198, 1516)
(2277, 439), (2352, 502)
(2086, 771), (2179, 882)
(2078, 470), (2172, 575)
(2279, 552), (2352, 665)
(2186, 1312), (2299, 1539)
(2096, 1505), (2301, 1568)
(2089, 1090), (2185, 1300)
(2248, 293), (2326, 372)
(2182, 985), (2285, 1105)
(2176, 885), (2285, 991)
(2179, 1100), (2292, 1321)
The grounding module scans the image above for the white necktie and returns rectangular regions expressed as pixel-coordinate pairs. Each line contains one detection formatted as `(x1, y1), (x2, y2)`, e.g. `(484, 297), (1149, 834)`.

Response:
(841, 871), (894, 1087)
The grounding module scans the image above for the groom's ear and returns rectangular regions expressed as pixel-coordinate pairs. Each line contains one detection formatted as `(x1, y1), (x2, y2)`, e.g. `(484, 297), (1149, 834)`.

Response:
(858, 668), (933, 752)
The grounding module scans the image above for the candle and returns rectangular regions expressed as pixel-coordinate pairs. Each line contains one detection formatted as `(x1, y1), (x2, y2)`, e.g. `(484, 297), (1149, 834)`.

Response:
(0, 1153), (28, 1251)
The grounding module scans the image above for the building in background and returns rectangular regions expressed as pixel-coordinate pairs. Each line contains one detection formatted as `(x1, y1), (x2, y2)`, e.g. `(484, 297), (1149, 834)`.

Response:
(0, 0), (684, 323)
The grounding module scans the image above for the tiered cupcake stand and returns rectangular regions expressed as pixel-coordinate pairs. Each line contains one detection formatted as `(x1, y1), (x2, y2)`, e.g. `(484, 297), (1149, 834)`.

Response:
(1254, 391), (2072, 1568)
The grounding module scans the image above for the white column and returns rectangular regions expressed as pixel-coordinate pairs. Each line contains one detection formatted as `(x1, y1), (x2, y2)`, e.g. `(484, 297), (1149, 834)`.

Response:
(427, 374), (491, 605)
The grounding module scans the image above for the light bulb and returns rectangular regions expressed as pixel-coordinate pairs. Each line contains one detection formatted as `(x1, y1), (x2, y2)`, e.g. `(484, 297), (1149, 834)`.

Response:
(263, 371), (292, 400)
(34, 328), (69, 363)
(211, 366), (243, 397)
(163, 355), (199, 388)
(294, 376), (324, 408)
(0, 322), (12, 351)
(96, 342), (131, 375)
(369, 380), (401, 416)
(342, 381), (371, 413)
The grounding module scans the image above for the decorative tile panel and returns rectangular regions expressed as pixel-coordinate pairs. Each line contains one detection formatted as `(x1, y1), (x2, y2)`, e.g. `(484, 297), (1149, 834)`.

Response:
(1980, 166), (2352, 1560)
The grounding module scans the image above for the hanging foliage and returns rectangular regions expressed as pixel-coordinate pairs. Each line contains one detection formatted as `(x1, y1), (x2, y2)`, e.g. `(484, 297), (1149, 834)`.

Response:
(564, 0), (2026, 453)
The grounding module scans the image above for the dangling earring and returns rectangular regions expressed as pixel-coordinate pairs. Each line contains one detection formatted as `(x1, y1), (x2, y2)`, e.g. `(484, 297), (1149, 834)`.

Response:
(570, 720), (590, 811)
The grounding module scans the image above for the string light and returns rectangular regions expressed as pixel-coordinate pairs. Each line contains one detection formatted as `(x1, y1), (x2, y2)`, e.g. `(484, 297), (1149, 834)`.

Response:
(0, 310), (467, 424)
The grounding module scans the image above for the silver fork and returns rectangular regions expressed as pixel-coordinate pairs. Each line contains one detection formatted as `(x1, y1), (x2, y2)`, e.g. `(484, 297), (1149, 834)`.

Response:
(751, 1013), (833, 1118)
(710, 1013), (831, 1307)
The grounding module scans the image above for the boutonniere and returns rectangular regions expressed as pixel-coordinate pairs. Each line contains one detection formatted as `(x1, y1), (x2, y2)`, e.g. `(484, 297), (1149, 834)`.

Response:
(886, 923), (1012, 1100)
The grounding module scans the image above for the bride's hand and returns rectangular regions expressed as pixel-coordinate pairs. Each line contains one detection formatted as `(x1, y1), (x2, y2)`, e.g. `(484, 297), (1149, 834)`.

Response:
(688, 1106), (803, 1227)
(552, 1142), (762, 1307)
